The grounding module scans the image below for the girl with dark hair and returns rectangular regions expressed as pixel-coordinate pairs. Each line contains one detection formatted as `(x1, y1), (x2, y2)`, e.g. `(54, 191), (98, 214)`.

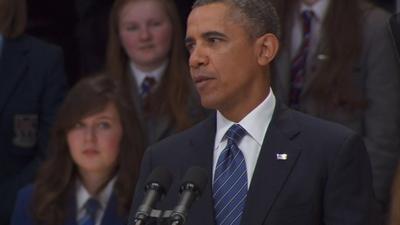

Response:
(106, 0), (206, 146)
(11, 75), (145, 225)
(272, 0), (400, 217)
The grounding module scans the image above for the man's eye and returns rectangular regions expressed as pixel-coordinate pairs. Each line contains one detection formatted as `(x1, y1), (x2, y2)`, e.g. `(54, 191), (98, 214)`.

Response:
(186, 43), (195, 52)
(208, 37), (221, 44)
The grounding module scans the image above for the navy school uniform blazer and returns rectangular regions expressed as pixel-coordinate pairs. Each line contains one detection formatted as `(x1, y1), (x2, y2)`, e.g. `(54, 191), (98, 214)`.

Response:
(0, 35), (67, 224)
(130, 102), (375, 225)
(11, 185), (126, 225)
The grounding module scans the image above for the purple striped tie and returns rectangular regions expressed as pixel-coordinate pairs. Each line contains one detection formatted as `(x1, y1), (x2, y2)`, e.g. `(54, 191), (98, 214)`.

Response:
(213, 124), (248, 225)
(140, 76), (156, 98)
(289, 10), (314, 109)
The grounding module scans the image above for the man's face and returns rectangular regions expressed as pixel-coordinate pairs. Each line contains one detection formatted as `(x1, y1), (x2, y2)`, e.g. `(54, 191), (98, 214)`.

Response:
(185, 3), (268, 119)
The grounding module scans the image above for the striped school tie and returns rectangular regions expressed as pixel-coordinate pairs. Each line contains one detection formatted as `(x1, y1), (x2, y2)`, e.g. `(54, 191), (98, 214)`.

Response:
(78, 198), (100, 225)
(140, 76), (157, 98)
(213, 124), (248, 225)
(289, 10), (314, 109)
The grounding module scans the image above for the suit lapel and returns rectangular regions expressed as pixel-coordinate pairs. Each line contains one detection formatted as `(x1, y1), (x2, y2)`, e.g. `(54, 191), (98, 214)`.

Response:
(274, 21), (330, 100)
(0, 37), (29, 114)
(64, 191), (78, 225)
(301, 35), (329, 96)
(241, 103), (302, 225)
(184, 114), (216, 225)
(127, 71), (147, 132)
(128, 69), (172, 144)
(101, 193), (125, 225)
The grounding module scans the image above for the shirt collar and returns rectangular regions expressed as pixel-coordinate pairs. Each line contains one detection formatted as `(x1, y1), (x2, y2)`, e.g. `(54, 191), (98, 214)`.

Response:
(215, 88), (276, 147)
(300, 0), (330, 22)
(129, 60), (169, 87)
(76, 176), (117, 212)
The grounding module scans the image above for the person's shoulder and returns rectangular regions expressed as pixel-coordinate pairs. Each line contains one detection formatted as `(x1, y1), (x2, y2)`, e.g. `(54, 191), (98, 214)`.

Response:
(24, 35), (62, 53)
(284, 107), (358, 143)
(13, 35), (63, 60)
(361, 2), (390, 29)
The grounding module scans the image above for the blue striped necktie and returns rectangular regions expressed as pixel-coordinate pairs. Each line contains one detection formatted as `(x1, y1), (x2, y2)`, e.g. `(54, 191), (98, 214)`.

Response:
(213, 124), (248, 225)
(79, 198), (100, 225)
(289, 10), (314, 109)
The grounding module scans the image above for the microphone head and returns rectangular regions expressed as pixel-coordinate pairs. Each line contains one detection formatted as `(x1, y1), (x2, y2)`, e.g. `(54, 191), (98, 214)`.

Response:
(180, 167), (208, 196)
(145, 167), (173, 195)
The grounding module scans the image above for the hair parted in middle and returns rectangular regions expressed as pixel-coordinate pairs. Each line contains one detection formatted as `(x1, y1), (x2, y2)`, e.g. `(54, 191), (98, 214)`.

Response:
(106, 0), (196, 132)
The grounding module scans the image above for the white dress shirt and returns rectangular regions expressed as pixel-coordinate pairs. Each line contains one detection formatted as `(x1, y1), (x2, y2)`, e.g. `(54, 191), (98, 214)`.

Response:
(213, 89), (276, 188)
(291, 0), (330, 59)
(129, 61), (168, 91)
(76, 177), (117, 225)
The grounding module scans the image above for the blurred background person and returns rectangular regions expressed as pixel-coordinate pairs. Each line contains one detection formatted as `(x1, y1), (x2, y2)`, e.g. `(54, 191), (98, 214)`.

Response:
(11, 75), (145, 225)
(106, 0), (206, 146)
(0, 0), (67, 224)
(272, 0), (400, 221)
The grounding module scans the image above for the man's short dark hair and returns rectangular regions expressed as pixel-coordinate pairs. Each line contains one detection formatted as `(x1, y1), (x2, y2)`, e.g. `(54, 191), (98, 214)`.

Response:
(192, 0), (281, 39)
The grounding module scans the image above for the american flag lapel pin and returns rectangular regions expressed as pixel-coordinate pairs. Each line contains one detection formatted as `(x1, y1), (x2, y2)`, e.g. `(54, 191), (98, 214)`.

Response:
(276, 153), (288, 160)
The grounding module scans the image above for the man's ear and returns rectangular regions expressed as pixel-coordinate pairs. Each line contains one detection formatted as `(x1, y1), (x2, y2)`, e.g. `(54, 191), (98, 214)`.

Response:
(255, 33), (279, 66)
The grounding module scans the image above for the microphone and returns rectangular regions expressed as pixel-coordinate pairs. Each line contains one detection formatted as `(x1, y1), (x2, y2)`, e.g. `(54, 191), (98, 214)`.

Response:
(169, 167), (208, 225)
(134, 167), (173, 225)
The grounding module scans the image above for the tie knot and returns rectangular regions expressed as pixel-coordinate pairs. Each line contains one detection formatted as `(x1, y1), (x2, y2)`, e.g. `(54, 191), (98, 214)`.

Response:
(141, 76), (157, 97)
(85, 198), (100, 216)
(224, 124), (246, 145)
(301, 10), (314, 26)
(301, 10), (314, 23)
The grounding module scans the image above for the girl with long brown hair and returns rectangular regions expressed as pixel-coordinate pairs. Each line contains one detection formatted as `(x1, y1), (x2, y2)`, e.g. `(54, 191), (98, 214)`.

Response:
(272, 0), (400, 218)
(107, 0), (206, 146)
(11, 75), (145, 225)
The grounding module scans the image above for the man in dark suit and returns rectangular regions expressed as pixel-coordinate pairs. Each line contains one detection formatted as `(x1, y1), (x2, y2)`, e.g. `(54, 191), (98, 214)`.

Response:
(130, 0), (374, 225)
(0, 0), (67, 224)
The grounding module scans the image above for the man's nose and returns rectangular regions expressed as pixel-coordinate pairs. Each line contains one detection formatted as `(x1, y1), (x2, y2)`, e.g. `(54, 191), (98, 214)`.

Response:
(189, 45), (208, 68)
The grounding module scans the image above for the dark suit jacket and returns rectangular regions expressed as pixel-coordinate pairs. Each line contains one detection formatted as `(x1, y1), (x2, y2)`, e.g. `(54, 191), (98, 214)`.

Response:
(0, 35), (67, 224)
(11, 185), (125, 225)
(130, 102), (374, 225)
(272, 4), (400, 209)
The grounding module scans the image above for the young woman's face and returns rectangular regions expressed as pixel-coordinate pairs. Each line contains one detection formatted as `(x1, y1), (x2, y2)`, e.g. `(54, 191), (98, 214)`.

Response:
(118, 0), (173, 71)
(67, 102), (123, 176)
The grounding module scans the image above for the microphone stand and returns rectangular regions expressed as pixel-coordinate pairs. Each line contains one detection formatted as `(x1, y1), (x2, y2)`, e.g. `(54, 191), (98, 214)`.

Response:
(133, 209), (173, 225)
